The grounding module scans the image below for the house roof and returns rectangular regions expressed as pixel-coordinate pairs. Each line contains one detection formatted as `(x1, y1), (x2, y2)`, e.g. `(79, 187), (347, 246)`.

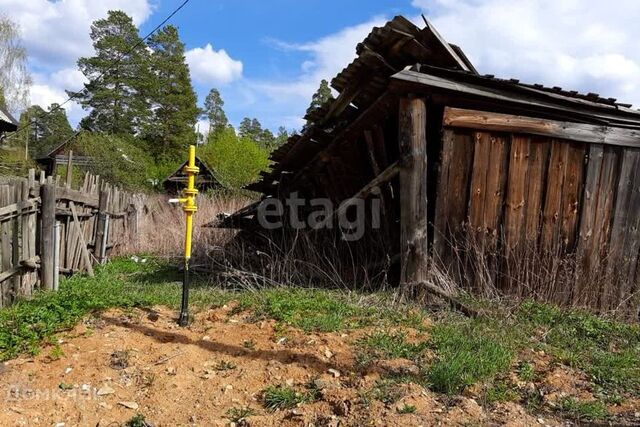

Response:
(249, 15), (475, 193)
(163, 156), (224, 188)
(0, 106), (18, 132)
(246, 16), (640, 197)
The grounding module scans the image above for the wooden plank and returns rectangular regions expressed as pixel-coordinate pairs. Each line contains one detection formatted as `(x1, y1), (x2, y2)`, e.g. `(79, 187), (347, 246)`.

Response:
(607, 149), (640, 309)
(443, 107), (640, 147)
(483, 134), (509, 245)
(523, 137), (551, 242)
(398, 97), (429, 287)
(575, 145), (619, 306)
(541, 140), (569, 251)
(56, 187), (100, 208)
(433, 130), (474, 263)
(504, 135), (531, 249)
(468, 132), (491, 244)
(559, 142), (587, 250)
(69, 202), (94, 277)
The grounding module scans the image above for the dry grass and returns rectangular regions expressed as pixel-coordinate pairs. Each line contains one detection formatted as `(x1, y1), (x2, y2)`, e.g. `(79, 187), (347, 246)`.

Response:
(115, 194), (250, 261)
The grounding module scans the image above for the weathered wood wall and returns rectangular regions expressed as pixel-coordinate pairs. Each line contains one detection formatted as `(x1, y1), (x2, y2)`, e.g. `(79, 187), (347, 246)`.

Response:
(0, 169), (143, 308)
(433, 107), (640, 314)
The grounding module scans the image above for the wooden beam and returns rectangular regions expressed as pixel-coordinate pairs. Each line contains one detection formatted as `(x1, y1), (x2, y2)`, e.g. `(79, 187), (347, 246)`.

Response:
(398, 97), (429, 287)
(392, 70), (640, 130)
(443, 107), (640, 147)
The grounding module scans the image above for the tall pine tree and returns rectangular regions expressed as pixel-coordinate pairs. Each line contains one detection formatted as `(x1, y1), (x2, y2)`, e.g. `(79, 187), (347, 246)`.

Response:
(146, 25), (199, 160)
(306, 79), (333, 125)
(72, 11), (151, 135)
(203, 88), (228, 136)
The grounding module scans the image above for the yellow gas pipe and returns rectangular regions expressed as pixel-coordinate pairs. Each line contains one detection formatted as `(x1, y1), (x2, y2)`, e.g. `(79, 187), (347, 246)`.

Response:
(176, 145), (199, 326)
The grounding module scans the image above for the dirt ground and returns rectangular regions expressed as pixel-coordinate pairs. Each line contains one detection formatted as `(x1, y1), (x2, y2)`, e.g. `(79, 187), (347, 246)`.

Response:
(0, 305), (583, 426)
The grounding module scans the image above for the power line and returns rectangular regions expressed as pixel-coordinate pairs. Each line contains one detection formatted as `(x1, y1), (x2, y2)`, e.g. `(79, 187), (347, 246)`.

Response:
(10, 0), (192, 138)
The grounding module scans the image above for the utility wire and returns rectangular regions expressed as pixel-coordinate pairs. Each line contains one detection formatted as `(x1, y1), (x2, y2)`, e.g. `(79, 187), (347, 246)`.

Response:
(9, 0), (192, 139)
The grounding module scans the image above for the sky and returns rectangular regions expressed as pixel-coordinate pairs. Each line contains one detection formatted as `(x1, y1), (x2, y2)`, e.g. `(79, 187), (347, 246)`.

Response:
(2, 0), (639, 133)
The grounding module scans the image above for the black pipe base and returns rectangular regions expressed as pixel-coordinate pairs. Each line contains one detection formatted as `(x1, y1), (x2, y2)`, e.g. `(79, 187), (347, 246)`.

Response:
(178, 260), (190, 327)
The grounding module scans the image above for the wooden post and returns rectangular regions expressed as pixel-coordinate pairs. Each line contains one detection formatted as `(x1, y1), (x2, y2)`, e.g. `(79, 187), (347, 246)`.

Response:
(40, 183), (56, 290)
(54, 220), (60, 290)
(95, 189), (109, 264)
(398, 97), (429, 290)
(65, 150), (73, 188)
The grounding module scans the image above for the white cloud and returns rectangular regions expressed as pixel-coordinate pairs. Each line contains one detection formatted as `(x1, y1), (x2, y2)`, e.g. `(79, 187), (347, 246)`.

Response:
(412, 0), (640, 107)
(186, 44), (243, 85)
(243, 16), (388, 130)
(2, 0), (154, 67)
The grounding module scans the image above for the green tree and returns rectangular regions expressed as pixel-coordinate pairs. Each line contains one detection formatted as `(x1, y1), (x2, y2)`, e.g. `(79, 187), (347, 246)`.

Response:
(145, 25), (199, 160)
(238, 117), (276, 150)
(203, 88), (228, 136)
(275, 126), (289, 146)
(200, 127), (270, 188)
(72, 10), (151, 135)
(306, 79), (333, 125)
(17, 103), (73, 157)
(0, 14), (31, 113)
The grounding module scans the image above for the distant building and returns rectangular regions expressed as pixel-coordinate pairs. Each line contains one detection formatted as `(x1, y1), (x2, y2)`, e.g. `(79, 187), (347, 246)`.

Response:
(0, 105), (18, 134)
(163, 156), (224, 194)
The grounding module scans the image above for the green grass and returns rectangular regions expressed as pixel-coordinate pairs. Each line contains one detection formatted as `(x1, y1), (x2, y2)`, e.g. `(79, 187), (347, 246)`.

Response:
(1, 256), (639, 423)
(517, 301), (640, 394)
(225, 406), (256, 423)
(397, 404), (416, 414)
(262, 385), (309, 411)
(426, 321), (514, 395)
(557, 397), (608, 422)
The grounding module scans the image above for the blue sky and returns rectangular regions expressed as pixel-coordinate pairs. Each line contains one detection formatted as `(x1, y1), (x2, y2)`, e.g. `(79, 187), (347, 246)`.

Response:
(3, 0), (640, 133)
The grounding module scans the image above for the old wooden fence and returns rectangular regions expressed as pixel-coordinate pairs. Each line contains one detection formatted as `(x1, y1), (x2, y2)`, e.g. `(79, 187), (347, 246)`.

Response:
(0, 169), (142, 308)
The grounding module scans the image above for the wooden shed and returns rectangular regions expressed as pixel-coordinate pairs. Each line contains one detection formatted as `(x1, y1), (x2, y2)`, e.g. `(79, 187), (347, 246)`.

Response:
(0, 106), (18, 134)
(219, 16), (640, 315)
(163, 156), (223, 194)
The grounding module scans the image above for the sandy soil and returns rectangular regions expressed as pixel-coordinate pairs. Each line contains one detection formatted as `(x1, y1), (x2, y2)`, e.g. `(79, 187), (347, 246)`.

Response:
(0, 305), (581, 426)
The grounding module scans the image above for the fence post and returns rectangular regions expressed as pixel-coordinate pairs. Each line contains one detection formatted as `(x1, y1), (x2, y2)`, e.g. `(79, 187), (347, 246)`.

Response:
(95, 189), (109, 264)
(40, 183), (56, 290)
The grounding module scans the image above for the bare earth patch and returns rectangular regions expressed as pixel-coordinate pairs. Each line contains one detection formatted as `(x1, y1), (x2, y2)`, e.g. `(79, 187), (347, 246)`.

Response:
(0, 305), (576, 426)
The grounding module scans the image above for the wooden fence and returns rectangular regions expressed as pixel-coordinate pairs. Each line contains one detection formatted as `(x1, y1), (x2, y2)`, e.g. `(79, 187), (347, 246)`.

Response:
(0, 169), (143, 308)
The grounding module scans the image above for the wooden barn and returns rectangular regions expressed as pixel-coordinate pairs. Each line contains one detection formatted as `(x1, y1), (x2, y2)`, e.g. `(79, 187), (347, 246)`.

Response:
(163, 156), (223, 194)
(219, 16), (640, 315)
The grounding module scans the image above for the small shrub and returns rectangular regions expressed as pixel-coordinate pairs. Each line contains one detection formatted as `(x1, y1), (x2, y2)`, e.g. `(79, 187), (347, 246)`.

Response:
(517, 362), (536, 382)
(485, 382), (518, 404)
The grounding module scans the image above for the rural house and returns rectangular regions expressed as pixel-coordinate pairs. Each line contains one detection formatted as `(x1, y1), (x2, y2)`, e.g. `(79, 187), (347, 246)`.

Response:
(220, 16), (640, 315)
(163, 156), (224, 194)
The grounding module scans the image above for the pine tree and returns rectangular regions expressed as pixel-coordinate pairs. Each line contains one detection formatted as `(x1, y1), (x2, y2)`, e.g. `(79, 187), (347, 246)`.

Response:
(203, 88), (228, 136)
(18, 103), (73, 157)
(72, 10), (151, 135)
(146, 25), (199, 160)
(275, 126), (289, 146)
(238, 117), (276, 149)
(306, 79), (333, 125)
